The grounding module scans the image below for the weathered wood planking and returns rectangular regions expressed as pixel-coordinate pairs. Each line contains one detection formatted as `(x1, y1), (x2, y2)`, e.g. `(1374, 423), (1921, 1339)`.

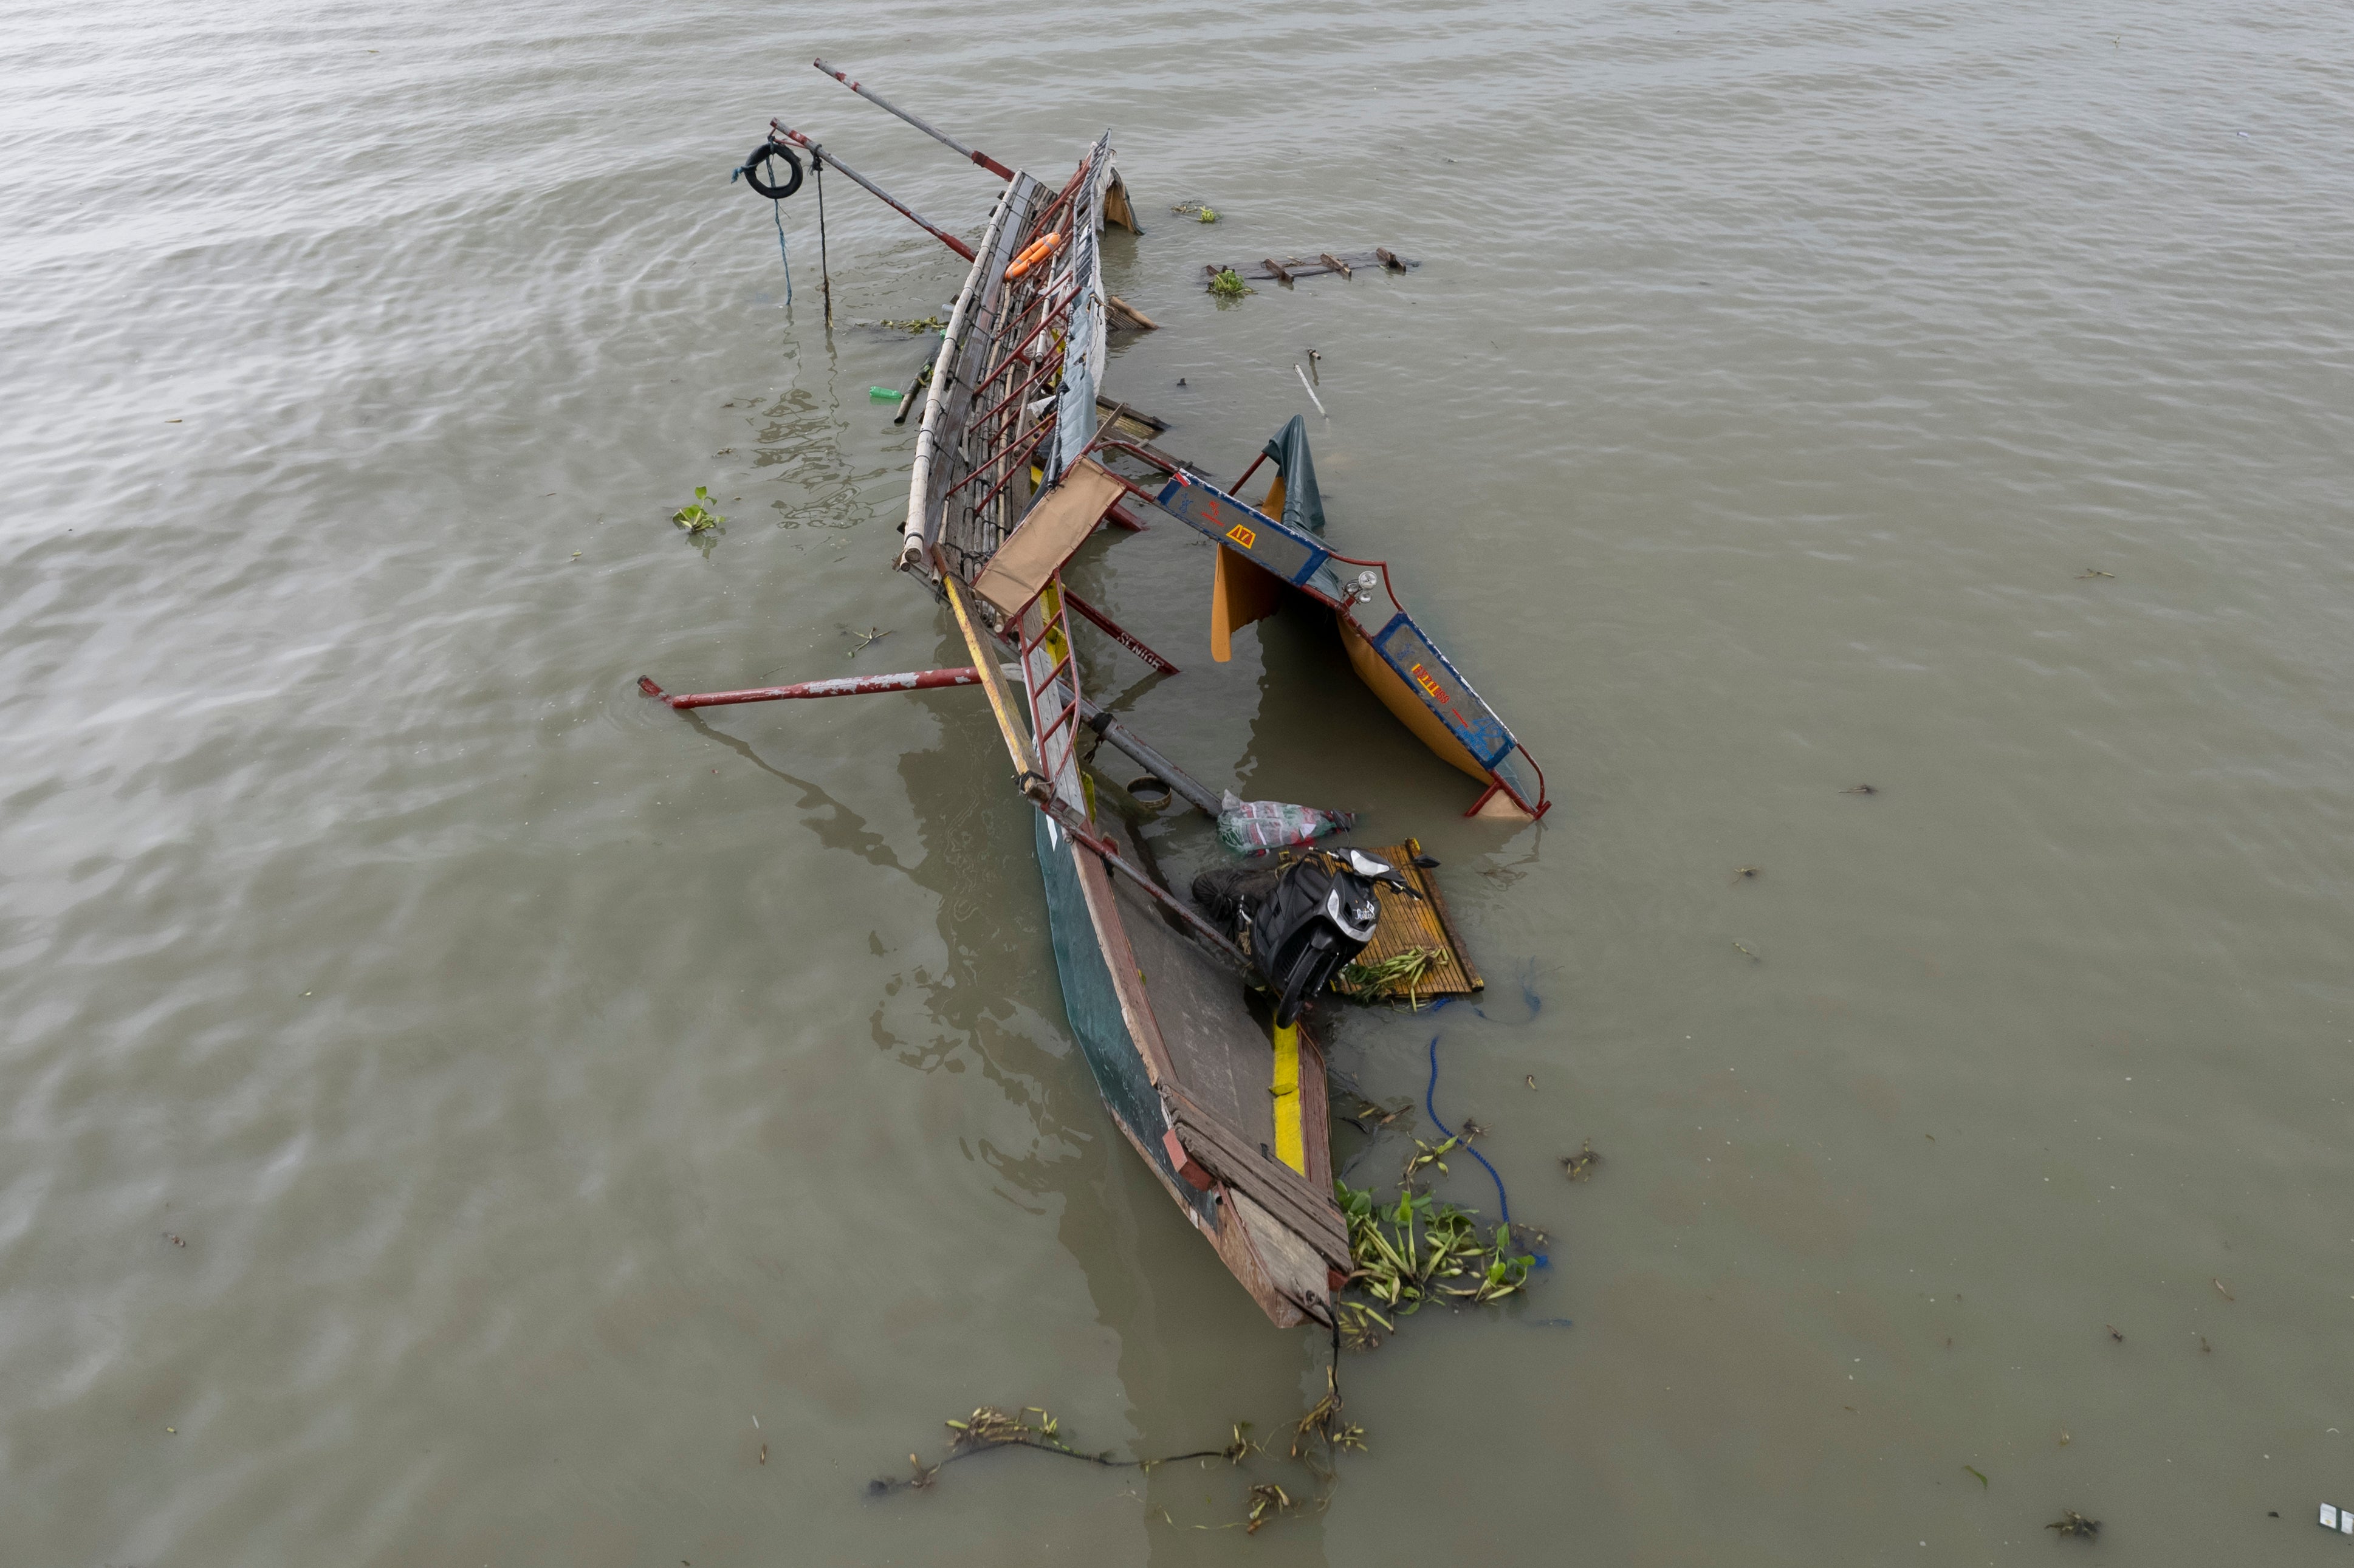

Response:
(1201, 249), (1418, 286)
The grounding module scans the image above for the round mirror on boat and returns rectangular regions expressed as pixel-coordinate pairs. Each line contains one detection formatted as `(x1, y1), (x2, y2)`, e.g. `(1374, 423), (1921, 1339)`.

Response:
(1127, 775), (1173, 810)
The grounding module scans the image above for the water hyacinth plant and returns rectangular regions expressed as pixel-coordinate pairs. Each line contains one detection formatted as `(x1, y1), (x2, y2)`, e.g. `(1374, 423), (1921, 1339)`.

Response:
(671, 486), (725, 532)
(1334, 1182), (1534, 1341)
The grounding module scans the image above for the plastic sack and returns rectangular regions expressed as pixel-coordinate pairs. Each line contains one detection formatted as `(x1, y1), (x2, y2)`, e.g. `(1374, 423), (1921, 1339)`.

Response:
(1216, 790), (1355, 855)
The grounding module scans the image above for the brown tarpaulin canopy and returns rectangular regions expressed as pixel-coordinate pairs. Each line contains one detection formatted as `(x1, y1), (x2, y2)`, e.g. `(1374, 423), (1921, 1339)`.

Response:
(972, 457), (1127, 616)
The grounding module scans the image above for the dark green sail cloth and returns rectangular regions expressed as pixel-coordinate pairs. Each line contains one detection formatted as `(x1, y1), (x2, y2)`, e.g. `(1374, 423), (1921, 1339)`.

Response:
(1260, 414), (1327, 536)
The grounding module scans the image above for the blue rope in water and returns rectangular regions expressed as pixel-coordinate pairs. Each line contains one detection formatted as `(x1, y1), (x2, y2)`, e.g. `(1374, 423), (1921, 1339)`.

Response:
(770, 197), (793, 304)
(1423, 1032), (1551, 1268)
(729, 159), (791, 305)
(1424, 1034), (1511, 1225)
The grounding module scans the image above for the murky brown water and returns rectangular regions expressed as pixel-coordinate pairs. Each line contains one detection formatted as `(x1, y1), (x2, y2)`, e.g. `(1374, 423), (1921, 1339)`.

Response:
(6, 1), (2353, 1562)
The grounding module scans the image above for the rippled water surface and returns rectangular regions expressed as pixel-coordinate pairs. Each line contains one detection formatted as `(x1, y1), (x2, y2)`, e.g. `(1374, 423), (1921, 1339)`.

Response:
(5, 2), (2353, 1562)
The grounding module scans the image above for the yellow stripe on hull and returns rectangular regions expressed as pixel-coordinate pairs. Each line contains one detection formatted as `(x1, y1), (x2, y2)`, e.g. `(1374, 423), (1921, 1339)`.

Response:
(1269, 1021), (1305, 1174)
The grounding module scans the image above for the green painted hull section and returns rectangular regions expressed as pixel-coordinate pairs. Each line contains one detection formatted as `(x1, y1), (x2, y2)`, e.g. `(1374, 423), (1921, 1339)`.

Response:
(1031, 810), (1215, 1225)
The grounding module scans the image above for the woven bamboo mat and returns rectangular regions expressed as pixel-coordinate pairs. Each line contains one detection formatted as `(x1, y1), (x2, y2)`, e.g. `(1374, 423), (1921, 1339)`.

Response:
(1328, 838), (1483, 1003)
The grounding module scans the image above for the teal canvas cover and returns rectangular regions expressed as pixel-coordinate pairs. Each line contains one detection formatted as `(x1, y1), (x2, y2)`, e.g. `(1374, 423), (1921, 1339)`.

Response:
(1260, 414), (1327, 536)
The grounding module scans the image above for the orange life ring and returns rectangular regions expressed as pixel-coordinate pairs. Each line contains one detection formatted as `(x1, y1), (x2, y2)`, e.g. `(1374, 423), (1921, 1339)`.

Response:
(1004, 231), (1063, 281)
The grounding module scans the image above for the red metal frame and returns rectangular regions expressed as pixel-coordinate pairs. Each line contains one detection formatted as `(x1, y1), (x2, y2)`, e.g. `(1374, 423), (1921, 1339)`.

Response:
(1063, 589), (1178, 674)
(971, 282), (1083, 394)
(636, 668), (980, 709)
(966, 419), (1059, 515)
(810, 59), (1018, 181)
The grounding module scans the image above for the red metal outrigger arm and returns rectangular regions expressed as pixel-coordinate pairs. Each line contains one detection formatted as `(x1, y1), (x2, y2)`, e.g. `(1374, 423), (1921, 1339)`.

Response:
(767, 123), (976, 261)
(636, 669), (980, 709)
(811, 60), (1017, 181)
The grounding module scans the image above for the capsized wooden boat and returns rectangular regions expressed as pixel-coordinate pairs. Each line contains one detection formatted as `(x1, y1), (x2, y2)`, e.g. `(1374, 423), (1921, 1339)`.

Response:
(659, 80), (1548, 1327)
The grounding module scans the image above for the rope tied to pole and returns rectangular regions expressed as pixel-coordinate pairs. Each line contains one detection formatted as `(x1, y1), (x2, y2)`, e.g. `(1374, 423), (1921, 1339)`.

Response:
(730, 146), (797, 304)
(812, 142), (832, 327)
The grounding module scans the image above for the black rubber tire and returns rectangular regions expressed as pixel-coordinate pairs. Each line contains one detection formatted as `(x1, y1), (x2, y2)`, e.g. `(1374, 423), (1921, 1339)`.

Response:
(741, 144), (802, 200)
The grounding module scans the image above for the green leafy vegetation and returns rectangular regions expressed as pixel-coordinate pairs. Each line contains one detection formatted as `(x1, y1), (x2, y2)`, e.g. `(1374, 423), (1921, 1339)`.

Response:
(1337, 945), (1439, 1002)
(1208, 267), (1252, 300)
(671, 486), (725, 532)
(1333, 1183), (1534, 1347)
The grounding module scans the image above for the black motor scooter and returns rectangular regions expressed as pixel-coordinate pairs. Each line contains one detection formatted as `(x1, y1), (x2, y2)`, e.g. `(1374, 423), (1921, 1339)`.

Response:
(1192, 847), (1423, 1026)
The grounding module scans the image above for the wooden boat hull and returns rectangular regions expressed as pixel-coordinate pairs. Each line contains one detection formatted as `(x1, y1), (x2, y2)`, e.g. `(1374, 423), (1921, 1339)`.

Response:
(1031, 809), (1342, 1327)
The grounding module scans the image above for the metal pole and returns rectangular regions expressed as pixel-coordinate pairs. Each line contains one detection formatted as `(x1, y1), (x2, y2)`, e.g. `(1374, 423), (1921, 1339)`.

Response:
(812, 59), (1017, 181)
(1062, 590), (1179, 676)
(768, 125), (976, 262)
(813, 147), (832, 328)
(636, 669), (980, 710)
(1081, 706), (1221, 815)
(1045, 798), (1252, 970)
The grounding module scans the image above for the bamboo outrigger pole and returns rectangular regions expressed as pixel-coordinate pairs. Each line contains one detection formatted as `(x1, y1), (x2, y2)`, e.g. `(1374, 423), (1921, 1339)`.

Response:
(811, 60), (1015, 182)
(767, 123), (976, 262)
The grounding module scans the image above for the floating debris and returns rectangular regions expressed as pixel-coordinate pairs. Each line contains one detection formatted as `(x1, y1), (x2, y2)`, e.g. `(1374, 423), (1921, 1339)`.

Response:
(1291, 1364), (1365, 1470)
(1561, 1140), (1601, 1181)
(1204, 250), (1414, 285)
(1402, 1132), (1463, 1182)
(1339, 1095), (1411, 1135)
(871, 1397), (1359, 1537)
(1169, 200), (1220, 224)
(2076, 568), (2116, 580)
(1965, 1464), (1989, 1490)
(1842, 783), (1879, 795)
(2046, 1510), (2101, 1538)
(2107, 1324), (2125, 1342)
(671, 487), (724, 533)
(841, 625), (894, 658)
(2214, 1277), (2235, 1300)
(1207, 267), (1253, 300)
(1246, 1483), (1294, 1534)
(1733, 940), (1760, 962)
(878, 314), (945, 333)
(162, 1231), (186, 1247)
(1105, 295), (1159, 330)
(1732, 865), (1761, 882)
(871, 1405), (1246, 1498)
(1339, 947), (1438, 1000)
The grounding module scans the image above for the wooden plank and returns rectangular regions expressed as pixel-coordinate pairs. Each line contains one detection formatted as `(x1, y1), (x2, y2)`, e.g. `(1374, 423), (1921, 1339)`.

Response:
(937, 562), (1041, 793)
(1297, 1021), (1334, 1199)
(1166, 1085), (1349, 1266)
(1203, 250), (1418, 285)
(1329, 838), (1484, 1001)
(1092, 395), (1168, 436)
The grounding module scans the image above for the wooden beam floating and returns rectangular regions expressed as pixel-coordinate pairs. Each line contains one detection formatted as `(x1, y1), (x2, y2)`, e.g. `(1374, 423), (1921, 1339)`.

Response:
(1200, 249), (1418, 287)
